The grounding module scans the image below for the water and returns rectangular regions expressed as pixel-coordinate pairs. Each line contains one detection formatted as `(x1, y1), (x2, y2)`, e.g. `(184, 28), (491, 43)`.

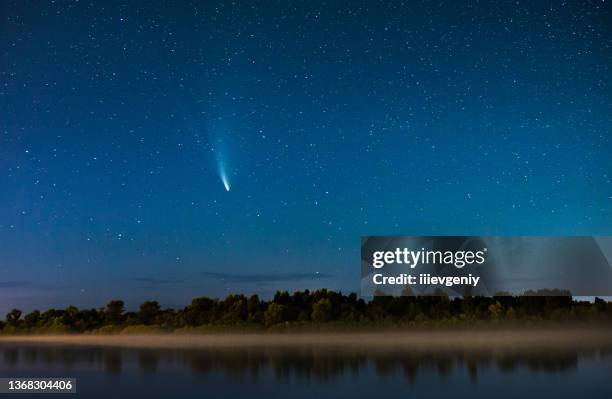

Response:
(1, 343), (611, 398)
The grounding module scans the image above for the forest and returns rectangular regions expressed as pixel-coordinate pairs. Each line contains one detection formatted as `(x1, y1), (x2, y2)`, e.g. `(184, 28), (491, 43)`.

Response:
(1, 289), (611, 334)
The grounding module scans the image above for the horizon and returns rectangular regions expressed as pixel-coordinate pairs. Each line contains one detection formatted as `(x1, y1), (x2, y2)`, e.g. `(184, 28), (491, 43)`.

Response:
(1, 287), (607, 316)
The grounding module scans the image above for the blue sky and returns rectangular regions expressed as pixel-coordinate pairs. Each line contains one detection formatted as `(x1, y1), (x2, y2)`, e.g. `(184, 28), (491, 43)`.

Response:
(1, 0), (611, 313)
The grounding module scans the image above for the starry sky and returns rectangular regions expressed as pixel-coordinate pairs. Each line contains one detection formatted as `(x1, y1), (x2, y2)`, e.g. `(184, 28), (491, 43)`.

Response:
(1, 1), (611, 313)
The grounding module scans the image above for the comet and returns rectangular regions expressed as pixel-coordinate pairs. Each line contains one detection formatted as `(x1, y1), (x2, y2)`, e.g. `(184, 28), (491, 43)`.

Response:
(200, 117), (234, 192)
(213, 151), (231, 192)
(219, 165), (231, 191)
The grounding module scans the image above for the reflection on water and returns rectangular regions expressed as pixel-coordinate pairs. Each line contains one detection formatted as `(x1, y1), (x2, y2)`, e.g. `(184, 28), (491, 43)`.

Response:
(2, 344), (611, 380)
(1, 343), (612, 398)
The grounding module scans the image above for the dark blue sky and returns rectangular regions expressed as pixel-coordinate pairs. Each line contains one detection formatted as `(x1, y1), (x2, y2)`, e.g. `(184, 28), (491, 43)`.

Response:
(1, 1), (611, 313)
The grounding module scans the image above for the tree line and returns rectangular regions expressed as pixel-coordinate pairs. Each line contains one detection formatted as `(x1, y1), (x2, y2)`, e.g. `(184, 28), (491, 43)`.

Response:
(1, 289), (611, 333)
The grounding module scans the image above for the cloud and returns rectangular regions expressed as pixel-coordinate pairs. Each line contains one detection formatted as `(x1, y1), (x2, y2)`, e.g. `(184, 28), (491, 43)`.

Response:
(0, 281), (30, 288)
(123, 277), (184, 285)
(116, 272), (332, 288)
(201, 271), (331, 283)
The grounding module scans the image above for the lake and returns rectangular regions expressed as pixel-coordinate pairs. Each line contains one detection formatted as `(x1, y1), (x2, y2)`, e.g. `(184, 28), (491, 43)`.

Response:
(1, 339), (611, 398)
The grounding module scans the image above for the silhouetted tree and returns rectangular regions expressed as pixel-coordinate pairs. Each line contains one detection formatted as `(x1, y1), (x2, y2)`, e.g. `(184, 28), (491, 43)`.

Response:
(105, 300), (125, 325)
(5, 309), (22, 326)
(311, 298), (333, 323)
(23, 310), (41, 329)
(0, 289), (610, 333)
(264, 303), (286, 327)
(138, 301), (161, 325)
(247, 294), (263, 323)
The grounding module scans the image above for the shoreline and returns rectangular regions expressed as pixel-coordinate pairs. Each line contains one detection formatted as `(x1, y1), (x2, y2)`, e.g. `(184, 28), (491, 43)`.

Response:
(1, 327), (611, 351)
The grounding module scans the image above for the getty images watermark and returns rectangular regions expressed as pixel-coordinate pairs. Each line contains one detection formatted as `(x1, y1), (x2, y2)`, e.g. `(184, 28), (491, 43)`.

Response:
(361, 236), (612, 297)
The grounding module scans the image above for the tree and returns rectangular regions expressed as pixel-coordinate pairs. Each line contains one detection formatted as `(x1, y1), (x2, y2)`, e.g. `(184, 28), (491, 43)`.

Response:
(311, 298), (333, 323)
(488, 301), (503, 320)
(62, 305), (79, 327)
(182, 297), (215, 326)
(24, 310), (41, 329)
(263, 303), (286, 327)
(1, 289), (611, 332)
(138, 301), (161, 325)
(5, 309), (22, 326)
(221, 296), (247, 324)
(105, 300), (125, 325)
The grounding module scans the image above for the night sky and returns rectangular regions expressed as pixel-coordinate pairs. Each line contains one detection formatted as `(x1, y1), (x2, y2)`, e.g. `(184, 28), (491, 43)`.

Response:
(1, 1), (611, 313)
